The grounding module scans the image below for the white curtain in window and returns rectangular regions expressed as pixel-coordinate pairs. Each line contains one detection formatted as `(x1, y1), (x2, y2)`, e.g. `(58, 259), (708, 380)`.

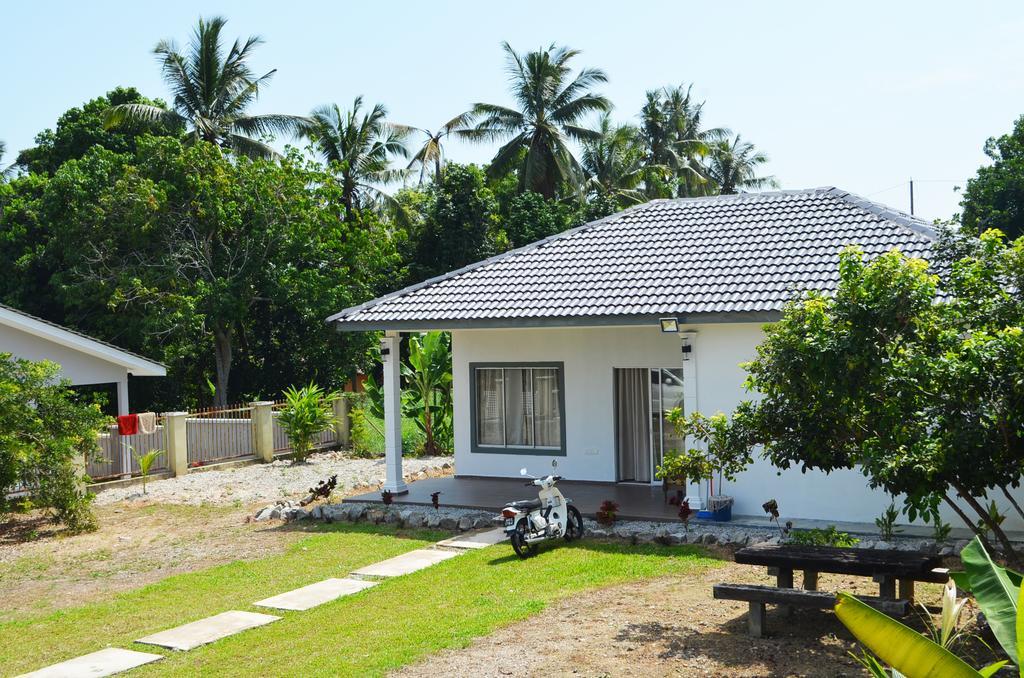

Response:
(533, 368), (561, 448)
(504, 369), (534, 446)
(476, 369), (504, 445)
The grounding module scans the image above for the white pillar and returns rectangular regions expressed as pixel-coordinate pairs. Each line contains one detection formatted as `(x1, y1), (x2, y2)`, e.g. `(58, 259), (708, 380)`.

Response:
(116, 375), (131, 478)
(680, 330), (701, 504)
(381, 331), (407, 494)
(116, 377), (130, 415)
(165, 412), (189, 476)
(251, 401), (275, 463)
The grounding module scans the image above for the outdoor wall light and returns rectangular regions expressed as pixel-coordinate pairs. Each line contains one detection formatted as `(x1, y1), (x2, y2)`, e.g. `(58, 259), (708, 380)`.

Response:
(659, 317), (679, 333)
(680, 330), (697, 361)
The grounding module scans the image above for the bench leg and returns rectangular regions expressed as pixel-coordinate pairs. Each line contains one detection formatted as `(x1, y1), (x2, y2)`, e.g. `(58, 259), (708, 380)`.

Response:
(777, 568), (794, 616)
(748, 601), (766, 638)
(877, 575), (896, 599)
(803, 570), (818, 591)
(898, 579), (915, 604)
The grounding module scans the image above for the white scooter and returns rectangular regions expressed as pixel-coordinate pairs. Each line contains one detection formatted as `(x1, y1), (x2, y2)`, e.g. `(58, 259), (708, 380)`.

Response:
(500, 461), (584, 558)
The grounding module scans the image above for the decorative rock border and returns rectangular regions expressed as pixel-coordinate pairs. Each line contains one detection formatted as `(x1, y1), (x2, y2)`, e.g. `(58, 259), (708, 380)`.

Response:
(253, 500), (976, 555)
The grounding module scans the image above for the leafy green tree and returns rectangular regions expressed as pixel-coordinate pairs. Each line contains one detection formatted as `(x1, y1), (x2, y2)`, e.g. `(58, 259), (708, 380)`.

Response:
(0, 141), (16, 180)
(639, 84), (728, 198)
(705, 134), (777, 194)
(960, 115), (1024, 240)
(18, 88), (179, 175)
(580, 113), (646, 207)
(735, 236), (1024, 560)
(401, 332), (453, 455)
(105, 16), (309, 159)
(464, 42), (610, 199)
(407, 163), (498, 281)
(303, 96), (409, 216)
(501, 191), (583, 249)
(407, 113), (475, 184)
(0, 354), (108, 531)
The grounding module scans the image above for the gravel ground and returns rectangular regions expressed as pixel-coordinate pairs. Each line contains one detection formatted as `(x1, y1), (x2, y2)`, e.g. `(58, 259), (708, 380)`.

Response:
(93, 451), (453, 506)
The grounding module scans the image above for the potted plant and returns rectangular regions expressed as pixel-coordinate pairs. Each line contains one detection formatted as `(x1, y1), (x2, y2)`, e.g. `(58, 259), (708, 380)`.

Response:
(663, 410), (751, 522)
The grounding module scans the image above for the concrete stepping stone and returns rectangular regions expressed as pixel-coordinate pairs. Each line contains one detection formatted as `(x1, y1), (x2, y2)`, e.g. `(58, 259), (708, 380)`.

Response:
(136, 610), (279, 651)
(254, 577), (377, 611)
(18, 647), (163, 678)
(436, 528), (508, 550)
(351, 548), (460, 578)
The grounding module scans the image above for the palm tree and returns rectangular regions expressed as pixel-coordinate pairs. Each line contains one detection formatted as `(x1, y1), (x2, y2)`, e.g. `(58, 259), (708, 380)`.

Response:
(580, 113), (647, 206)
(105, 16), (309, 159)
(0, 141), (14, 180)
(407, 113), (475, 184)
(639, 84), (729, 198)
(463, 42), (611, 199)
(706, 135), (778, 194)
(302, 97), (410, 216)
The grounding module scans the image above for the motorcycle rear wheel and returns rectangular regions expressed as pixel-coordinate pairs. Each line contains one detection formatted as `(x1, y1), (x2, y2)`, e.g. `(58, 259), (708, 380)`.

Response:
(510, 519), (536, 558)
(564, 505), (584, 541)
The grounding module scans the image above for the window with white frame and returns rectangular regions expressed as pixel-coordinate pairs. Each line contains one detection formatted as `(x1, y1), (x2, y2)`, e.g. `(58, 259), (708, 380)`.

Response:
(472, 364), (564, 453)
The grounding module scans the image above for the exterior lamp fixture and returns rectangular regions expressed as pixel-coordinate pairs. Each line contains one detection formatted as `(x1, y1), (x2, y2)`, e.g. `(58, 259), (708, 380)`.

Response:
(680, 330), (697, 361)
(659, 317), (679, 333)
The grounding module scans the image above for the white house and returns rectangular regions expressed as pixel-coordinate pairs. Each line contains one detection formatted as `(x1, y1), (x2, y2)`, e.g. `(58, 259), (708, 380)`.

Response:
(0, 303), (166, 414)
(328, 188), (1013, 528)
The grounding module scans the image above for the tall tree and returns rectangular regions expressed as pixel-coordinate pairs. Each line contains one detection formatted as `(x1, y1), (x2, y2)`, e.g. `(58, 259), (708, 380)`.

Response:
(580, 113), (646, 206)
(639, 84), (729, 198)
(407, 113), (475, 184)
(303, 97), (409, 216)
(0, 141), (12, 180)
(464, 42), (610, 199)
(960, 115), (1024, 240)
(705, 135), (777, 194)
(104, 16), (309, 159)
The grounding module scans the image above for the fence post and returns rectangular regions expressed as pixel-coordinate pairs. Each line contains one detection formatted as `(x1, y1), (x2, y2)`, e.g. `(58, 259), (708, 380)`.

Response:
(165, 412), (189, 476)
(251, 401), (275, 463)
(333, 396), (350, 448)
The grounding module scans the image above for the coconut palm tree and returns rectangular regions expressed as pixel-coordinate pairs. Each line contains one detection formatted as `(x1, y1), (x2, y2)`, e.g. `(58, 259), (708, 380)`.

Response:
(639, 84), (729, 198)
(580, 113), (647, 206)
(0, 141), (13, 180)
(302, 97), (410, 216)
(104, 16), (309, 159)
(407, 113), (475, 184)
(706, 135), (778, 194)
(462, 42), (610, 199)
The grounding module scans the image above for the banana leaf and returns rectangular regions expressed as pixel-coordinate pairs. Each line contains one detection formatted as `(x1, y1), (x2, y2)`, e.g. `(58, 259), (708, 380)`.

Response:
(835, 593), (982, 677)
(959, 536), (1022, 663)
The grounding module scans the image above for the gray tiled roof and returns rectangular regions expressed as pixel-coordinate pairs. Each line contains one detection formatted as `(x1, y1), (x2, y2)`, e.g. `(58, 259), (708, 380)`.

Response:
(328, 188), (937, 330)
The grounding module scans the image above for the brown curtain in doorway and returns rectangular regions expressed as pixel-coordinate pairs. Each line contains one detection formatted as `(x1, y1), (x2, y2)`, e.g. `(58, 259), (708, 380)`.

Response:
(615, 369), (651, 482)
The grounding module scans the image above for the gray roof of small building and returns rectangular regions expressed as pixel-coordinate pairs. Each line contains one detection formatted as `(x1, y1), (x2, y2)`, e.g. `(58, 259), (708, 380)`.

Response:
(327, 187), (938, 331)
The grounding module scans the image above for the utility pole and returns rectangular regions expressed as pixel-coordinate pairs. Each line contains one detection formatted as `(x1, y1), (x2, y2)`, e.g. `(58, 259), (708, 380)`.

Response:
(909, 178), (915, 216)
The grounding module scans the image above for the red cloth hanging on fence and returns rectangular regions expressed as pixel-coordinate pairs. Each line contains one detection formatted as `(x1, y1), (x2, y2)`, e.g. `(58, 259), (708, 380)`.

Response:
(117, 414), (139, 436)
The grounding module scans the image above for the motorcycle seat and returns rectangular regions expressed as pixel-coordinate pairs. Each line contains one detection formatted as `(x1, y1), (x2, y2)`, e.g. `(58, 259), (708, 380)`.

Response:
(509, 499), (542, 511)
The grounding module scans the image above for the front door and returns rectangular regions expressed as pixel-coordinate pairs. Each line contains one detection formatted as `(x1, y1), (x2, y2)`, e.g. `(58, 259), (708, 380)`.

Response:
(614, 368), (685, 483)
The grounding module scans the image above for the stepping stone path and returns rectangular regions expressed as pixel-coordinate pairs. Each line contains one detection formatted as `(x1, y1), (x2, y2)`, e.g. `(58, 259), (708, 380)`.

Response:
(436, 527), (507, 550)
(351, 547), (461, 578)
(255, 577), (377, 611)
(24, 529), (503, 676)
(16, 648), (163, 678)
(136, 610), (280, 651)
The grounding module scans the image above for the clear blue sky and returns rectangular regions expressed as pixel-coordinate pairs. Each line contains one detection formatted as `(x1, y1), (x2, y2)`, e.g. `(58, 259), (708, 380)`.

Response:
(4, 1), (1023, 221)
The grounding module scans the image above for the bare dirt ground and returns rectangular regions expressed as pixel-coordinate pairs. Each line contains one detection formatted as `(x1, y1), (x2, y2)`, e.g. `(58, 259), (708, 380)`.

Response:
(395, 554), (992, 678)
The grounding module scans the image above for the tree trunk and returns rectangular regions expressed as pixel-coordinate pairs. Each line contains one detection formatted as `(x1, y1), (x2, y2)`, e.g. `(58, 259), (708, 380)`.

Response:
(952, 481), (1019, 564)
(1000, 486), (1024, 522)
(212, 322), (232, 408)
(943, 493), (995, 554)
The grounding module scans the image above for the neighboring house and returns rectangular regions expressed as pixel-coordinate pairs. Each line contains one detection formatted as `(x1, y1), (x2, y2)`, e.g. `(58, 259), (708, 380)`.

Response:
(327, 188), (982, 526)
(0, 303), (166, 414)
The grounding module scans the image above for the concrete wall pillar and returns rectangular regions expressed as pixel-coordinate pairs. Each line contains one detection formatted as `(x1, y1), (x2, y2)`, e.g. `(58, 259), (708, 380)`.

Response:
(381, 332), (407, 493)
(251, 401), (275, 463)
(333, 396), (351, 448)
(680, 330), (701, 504)
(165, 411), (189, 476)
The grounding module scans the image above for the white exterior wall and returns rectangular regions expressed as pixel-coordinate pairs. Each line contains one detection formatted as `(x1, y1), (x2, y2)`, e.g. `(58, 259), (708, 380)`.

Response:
(452, 323), (1024, 530)
(0, 323), (128, 386)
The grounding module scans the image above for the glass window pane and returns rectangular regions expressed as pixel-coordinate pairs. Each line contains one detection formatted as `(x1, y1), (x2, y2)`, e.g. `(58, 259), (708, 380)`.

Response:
(661, 368), (685, 457)
(504, 368), (533, 446)
(476, 368), (504, 445)
(533, 368), (561, 448)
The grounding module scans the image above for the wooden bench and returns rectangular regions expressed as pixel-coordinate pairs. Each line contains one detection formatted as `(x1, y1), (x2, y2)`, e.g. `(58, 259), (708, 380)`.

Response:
(713, 583), (911, 638)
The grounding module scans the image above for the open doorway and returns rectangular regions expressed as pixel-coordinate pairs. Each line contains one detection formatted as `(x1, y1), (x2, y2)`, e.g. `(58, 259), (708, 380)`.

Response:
(613, 367), (684, 483)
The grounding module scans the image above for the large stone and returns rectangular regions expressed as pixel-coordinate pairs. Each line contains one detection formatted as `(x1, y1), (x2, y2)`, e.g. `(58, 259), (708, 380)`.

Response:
(351, 548), (460, 578)
(383, 510), (400, 524)
(254, 506), (274, 522)
(19, 648), (164, 678)
(255, 578), (376, 611)
(366, 509), (385, 524)
(439, 516), (458, 531)
(406, 511), (427, 528)
(136, 610), (280, 651)
(425, 514), (442, 528)
(457, 516), (474, 531)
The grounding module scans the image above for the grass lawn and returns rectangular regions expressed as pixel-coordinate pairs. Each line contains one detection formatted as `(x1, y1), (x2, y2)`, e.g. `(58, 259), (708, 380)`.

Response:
(1, 523), (718, 677)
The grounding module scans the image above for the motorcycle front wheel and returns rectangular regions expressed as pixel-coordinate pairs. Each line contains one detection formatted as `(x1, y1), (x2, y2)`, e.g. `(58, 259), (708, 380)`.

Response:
(510, 519), (536, 559)
(564, 505), (584, 541)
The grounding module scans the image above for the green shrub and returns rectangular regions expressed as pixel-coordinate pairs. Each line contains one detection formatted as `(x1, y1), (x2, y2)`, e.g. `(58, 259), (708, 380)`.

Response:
(0, 354), (108, 532)
(277, 383), (339, 462)
(788, 525), (860, 548)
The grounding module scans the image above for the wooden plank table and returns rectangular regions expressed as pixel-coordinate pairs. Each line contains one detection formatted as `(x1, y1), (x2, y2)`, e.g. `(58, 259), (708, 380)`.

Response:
(734, 542), (945, 602)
